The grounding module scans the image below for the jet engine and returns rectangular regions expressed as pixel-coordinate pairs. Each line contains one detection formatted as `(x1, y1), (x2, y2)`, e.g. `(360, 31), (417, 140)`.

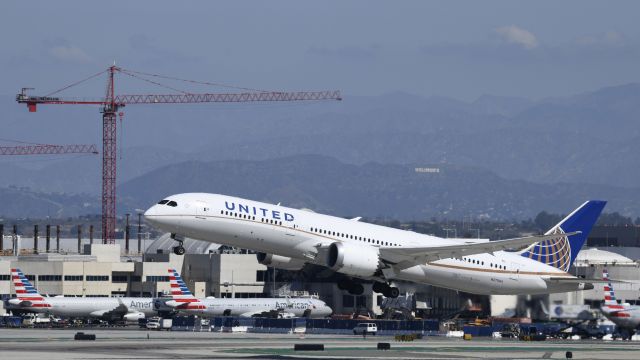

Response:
(123, 311), (145, 322)
(256, 253), (306, 271)
(327, 241), (380, 277)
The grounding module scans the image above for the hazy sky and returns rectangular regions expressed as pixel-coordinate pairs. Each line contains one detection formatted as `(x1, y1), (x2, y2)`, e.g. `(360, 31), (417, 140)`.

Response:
(1, 1), (639, 101)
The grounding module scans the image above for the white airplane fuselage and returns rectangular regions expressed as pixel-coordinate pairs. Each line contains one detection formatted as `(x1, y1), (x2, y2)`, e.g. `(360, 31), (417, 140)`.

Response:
(601, 306), (640, 330)
(13, 297), (156, 319)
(172, 297), (332, 318)
(145, 193), (589, 296)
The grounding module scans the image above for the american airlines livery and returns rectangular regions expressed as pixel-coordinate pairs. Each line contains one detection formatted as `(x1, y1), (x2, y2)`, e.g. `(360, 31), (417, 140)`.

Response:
(601, 268), (640, 340)
(155, 268), (332, 318)
(6, 268), (155, 322)
(144, 194), (606, 298)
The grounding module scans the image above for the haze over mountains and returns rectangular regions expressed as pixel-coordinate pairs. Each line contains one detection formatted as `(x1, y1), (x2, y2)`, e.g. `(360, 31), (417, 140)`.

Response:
(1, 83), (639, 219)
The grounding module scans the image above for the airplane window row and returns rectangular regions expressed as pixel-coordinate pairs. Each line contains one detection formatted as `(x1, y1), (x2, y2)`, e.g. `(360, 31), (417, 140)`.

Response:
(309, 227), (399, 247)
(461, 257), (506, 270)
(221, 210), (283, 226)
(157, 199), (178, 207)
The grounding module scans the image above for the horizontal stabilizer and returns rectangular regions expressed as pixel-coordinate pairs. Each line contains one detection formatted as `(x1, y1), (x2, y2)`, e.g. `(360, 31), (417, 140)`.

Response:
(546, 277), (626, 284)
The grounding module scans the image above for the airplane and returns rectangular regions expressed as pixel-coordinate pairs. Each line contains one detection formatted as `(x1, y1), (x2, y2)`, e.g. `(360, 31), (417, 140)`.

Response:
(154, 268), (332, 318)
(600, 268), (640, 340)
(6, 268), (155, 322)
(144, 194), (606, 298)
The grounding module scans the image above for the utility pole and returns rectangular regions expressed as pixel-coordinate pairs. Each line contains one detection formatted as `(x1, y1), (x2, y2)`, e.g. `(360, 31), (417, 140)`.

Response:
(33, 225), (38, 254)
(56, 225), (60, 252)
(125, 213), (130, 254)
(77, 225), (82, 253)
(137, 213), (142, 254)
(46, 225), (51, 252)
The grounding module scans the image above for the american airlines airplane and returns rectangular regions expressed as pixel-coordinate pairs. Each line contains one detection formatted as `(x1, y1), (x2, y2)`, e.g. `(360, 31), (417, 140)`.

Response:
(601, 268), (640, 340)
(154, 268), (332, 318)
(144, 194), (606, 298)
(6, 268), (155, 322)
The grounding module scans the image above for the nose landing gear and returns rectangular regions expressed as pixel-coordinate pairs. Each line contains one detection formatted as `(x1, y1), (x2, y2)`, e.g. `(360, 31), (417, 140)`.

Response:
(171, 233), (186, 255)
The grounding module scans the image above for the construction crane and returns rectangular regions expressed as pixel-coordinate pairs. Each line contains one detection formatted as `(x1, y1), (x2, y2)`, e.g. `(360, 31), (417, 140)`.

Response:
(16, 66), (341, 244)
(0, 144), (98, 156)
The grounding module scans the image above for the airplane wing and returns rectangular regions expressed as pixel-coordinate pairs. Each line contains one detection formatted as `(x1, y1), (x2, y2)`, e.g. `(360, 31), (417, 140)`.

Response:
(238, 310), (267, 318)
(90, 299), (128, 320)
(380, 231), (581, 270)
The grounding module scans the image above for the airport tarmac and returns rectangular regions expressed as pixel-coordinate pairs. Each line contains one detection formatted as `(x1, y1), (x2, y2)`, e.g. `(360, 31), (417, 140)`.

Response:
(1, 329), (640, 359)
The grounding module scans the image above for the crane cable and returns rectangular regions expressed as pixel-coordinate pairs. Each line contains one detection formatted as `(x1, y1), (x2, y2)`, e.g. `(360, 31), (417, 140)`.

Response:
(118, 70), (191, 95)
(121, 68), (273, 93)
(45, 69), (109, 97)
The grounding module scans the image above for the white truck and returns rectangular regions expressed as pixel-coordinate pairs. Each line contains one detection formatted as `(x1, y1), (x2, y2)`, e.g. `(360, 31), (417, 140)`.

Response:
(353, 323), (377, 336)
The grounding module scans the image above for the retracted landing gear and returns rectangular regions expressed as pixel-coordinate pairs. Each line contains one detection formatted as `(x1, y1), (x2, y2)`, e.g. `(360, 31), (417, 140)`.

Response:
(171, 233), (186, 255)
(372, 282), (400, 298)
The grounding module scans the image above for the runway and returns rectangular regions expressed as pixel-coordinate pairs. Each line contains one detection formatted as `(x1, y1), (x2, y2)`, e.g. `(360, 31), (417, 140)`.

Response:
(1, 328), (639, 359)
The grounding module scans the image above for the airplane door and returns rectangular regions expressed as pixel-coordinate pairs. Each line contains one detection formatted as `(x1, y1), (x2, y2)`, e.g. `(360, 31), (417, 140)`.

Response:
(195, 201), (207, 219)
(509, 263), (520, 281)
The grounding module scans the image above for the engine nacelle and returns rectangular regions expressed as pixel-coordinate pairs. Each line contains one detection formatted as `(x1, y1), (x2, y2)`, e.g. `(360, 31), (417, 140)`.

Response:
(123, 311), (145, 322)
(256, 253), (306, 271)
(327, 242), (380, 277)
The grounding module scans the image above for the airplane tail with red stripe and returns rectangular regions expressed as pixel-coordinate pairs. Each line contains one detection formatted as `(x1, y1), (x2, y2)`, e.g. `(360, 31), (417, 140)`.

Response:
(10, 268), (50, 308)
(602, 268), (619, 307)
(166, 268), (205, 310)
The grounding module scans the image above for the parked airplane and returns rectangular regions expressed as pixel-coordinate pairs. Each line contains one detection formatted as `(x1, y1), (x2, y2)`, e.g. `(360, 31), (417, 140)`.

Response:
(154, 268), (332, 318)
(601, 268), (640, 340)
(144, 194), (606, 298)
(6, 268), (154, 322)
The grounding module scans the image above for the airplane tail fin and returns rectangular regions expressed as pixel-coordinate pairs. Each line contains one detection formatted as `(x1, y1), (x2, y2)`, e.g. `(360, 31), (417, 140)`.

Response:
(602, 268), (620, 307)
(167, 268), (205, 310)
(520, 200), (606, 271)
(10, 268), (50, 308)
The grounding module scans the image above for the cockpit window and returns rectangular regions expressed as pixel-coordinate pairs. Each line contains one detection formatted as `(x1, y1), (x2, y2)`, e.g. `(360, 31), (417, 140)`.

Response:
(167, 201), (178, 207)
(157, 200), (169, 205)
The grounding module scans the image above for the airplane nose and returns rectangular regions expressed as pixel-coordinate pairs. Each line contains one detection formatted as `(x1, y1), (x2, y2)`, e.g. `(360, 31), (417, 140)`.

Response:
(144, 205), (158, 217)
(144, 206), (161, 226)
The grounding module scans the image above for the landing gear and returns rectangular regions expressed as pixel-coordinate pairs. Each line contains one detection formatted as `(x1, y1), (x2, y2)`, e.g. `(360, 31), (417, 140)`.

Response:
(384, 287), (400, 298)
(337, 279), (351, 291)
(171, 233), (186, 255)
(373, 282), (400, 298)
(337, 279), (364, 295)
(348, 283), (364, 295)
(173, 245), (185, 255)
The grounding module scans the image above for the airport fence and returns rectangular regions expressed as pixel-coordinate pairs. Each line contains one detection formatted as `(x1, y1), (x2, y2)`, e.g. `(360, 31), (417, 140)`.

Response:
(200, 317), (440, 335)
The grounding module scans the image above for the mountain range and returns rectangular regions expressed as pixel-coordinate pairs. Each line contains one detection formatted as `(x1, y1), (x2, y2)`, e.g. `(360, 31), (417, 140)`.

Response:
(0, 83), (639, 219)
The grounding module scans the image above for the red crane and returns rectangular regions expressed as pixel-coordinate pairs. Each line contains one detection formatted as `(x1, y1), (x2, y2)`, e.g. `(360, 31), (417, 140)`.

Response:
(0, 143), (98, 156)
(16, 66), (341, 244)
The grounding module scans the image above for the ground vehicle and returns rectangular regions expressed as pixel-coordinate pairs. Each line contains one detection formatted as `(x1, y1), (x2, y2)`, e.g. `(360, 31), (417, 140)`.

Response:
(160, 318), (173, 330)
(353, 322), (377, 335)
(146, 317), (161, 329)
(22, 314), (52, 327)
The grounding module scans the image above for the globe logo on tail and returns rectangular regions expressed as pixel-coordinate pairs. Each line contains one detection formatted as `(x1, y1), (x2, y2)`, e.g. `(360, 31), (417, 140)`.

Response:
(521, 227), (572, 272)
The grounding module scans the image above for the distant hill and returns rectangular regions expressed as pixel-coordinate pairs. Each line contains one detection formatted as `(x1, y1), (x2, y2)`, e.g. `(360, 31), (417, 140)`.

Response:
(0, 186), (99, 218)
(2, 82), (639, 198)
(119, 155), (640, 220)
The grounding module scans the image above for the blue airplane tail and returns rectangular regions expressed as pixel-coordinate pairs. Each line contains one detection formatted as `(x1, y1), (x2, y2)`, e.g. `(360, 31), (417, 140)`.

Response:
(520, 200), (606, 271)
